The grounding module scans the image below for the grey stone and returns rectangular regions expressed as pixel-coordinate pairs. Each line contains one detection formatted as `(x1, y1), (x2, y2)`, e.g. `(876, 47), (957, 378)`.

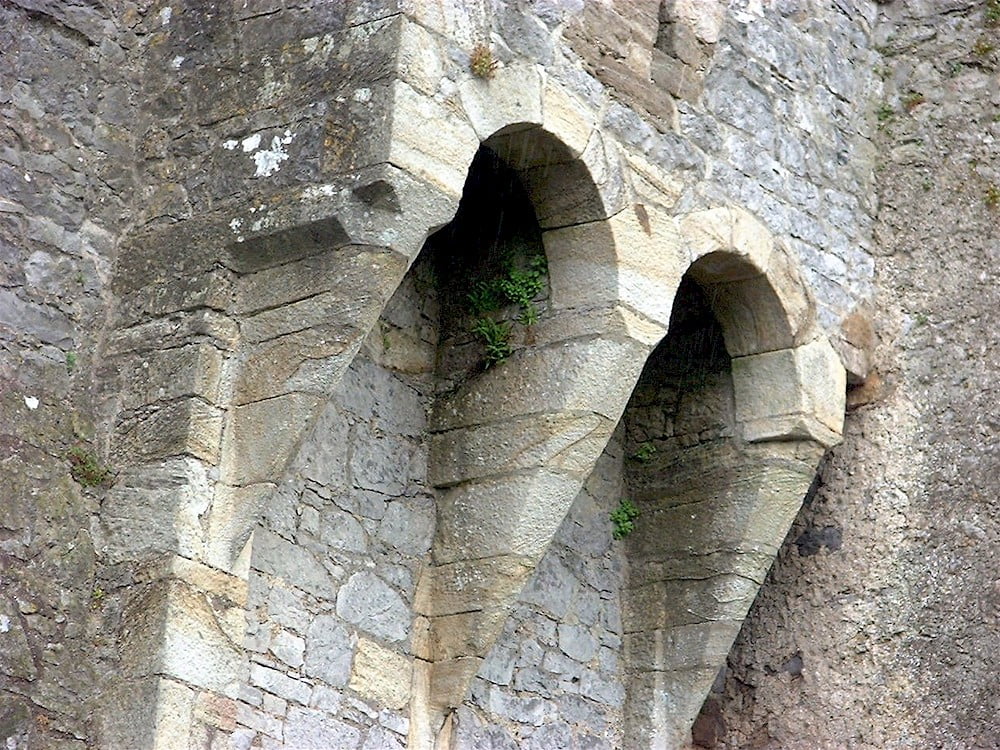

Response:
(336, 572), (410, 643)
(319, 509), (368, 554)
(304, 615), (356, 687)
(285, 707), (361, 749)
(557, 623), (599, 663)
(253, 529), (334, 599)
(377, 497), (435, 555)
(362, 727), (405, 750)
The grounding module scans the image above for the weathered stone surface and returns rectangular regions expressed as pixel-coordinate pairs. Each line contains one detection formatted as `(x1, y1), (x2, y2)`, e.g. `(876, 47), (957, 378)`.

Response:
(220, 393), (321, 485)
(336, 572), (410, 644)
(348, 638), (412, 709)
(459, 64), (543, 142)
(303, 615), (356, 688)
(732, 340), (846, 446)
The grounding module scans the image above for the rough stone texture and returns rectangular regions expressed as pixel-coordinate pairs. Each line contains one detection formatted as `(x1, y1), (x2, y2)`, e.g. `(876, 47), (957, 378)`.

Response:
(6, 0), (996, 749)
(709, 2), (1000, 748)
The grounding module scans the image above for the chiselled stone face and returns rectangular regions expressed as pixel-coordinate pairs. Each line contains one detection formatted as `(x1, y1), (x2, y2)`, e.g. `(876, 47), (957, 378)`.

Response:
(36, 2), (1000, 750)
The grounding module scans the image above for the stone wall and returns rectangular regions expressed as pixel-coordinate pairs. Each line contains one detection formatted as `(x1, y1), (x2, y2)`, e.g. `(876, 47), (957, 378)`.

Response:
(3, 0), (995, 749)
(712, 1), (1000, 747)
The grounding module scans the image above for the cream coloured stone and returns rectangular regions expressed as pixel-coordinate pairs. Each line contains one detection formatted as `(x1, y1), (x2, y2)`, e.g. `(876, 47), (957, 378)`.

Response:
(388, 80), (480, 199)
(428, 656), (482, 709)
(607, 202), (688, 328)
(348, 638), (413, 710)
(114, 397), (224, 466)
(397, 19), (445, 95)
(151, 678), (197, 750)
(432, 337), (648, 430)
(431, 469), (584, 563)
(428, 412), (614, 486)
(623, 148), (686, 212)
(427, 608), (514, 662)
(397, 0), (487, 49)
(680, 206), (774, 276)
(541, 78), (598, 158)
(543, 220), (619, 312)
(202, 483), (275, 574)
(459, 63), (543, 142)
(415, 556), (534, 618)
(159, 583), (244, 697)
(219, 392), (321, 486)
(530, 303), (666, 349)
(732, 340), (846, 446)
(673, 0), (727, 44)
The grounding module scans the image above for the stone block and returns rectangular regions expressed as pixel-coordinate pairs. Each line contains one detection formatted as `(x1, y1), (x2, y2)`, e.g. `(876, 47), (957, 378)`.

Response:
(623, 147), (687, 213)
(525, 130), (628, 230)
(348, 638), (412, 709)
(117, 343), (223, 411)
(336, 571), (410, 643)
(622, 667), (718, 750)
(608, 202), (688, 328)
(102, 458), (214, 563)
(203, 483), (275, 574)
(459, 63), (543, 142)
(732, 339), (846, 446)
(388, 80), (480, 199)
(650, 50), (704, 102)
(623, 621), (741, 673)
(558, 623), (599, 663)
(114, 397), (224, 466)
(219, 392), (321, 486)
(431, 470), (583, 563)
(428, 657), (483, 709)
(249, 664), (312, 706)
(397, 18), (444, 95)
(415, 556), (533, 618)
(625, 574), (760, 632)
(116, 267), (234, 327)
(428, 608), (513, 662)
(304, 614), (356, 687)
(252, 529), (334, 599)
(286, 707), (362, 748)
(542, 78), (598, 158)
(433, 337), (648, 431)
(428, 412), (614, 487)
(377, 497), (435, 556)
(159, 582), (245, 696)
(151, 678), (198, 750)
(107, 310), (240, 356)
(270, 629), (306, 670)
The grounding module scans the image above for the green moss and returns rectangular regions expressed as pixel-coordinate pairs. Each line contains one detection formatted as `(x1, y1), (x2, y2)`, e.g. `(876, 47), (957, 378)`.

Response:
(67, 446), (112, 487)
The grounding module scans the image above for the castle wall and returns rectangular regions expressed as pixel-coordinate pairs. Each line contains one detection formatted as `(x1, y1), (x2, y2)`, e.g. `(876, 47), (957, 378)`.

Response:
(713, 2), (1000, 747)
(3, 0), (995, 748)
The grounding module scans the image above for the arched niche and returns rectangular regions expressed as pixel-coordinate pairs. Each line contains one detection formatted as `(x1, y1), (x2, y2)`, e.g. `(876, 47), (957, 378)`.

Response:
(616, 235), (846, 748)
(407, 125), (660, 750)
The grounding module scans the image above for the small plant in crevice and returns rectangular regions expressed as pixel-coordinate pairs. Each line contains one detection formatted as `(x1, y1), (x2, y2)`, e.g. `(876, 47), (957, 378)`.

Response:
(610, 499), (641, 540)
(632, 441), (657, 464)
(876, 103), (894, 124)
(985, 184), (1000, 209)
(472, 316), (512, 365)
(67, 445), (112, 487)
(90, 586), (106, 610)
(986, 0), (1000, 27)
(466, 250), (548, 365)
(902, 91), (926, 113)
(469, 43), (498, 79)
(66, 351), (77, 373)
(972, 37), (995, 58)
